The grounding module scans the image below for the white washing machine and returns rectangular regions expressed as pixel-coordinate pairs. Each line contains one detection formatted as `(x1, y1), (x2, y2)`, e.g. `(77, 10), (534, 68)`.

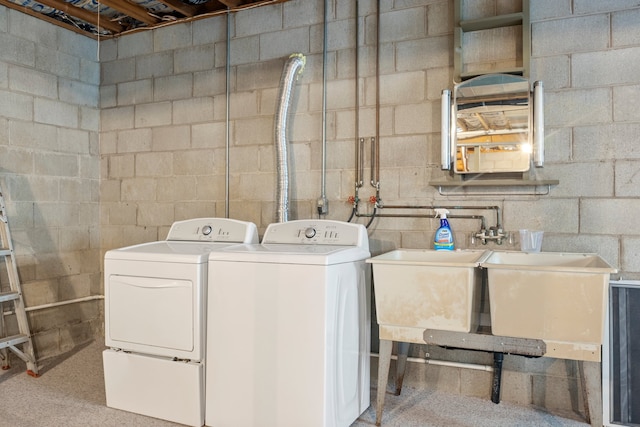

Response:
(205, 219), (371, 427)
(103, 218), (258, 427)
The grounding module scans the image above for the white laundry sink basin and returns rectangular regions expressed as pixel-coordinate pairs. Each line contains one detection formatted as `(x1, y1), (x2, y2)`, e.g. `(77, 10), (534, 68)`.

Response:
(481, 251), (617, 345)
(367, 249), (490, 338)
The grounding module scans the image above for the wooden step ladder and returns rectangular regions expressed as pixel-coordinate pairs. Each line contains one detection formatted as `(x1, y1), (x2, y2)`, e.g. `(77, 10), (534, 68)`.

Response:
(0, 187), (38, 377)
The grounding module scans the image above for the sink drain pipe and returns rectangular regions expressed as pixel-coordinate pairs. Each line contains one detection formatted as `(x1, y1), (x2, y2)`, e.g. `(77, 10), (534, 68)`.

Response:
(491, 352), (504, 403)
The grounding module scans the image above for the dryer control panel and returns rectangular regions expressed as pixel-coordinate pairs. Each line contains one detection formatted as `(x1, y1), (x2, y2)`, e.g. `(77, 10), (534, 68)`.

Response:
(262, 220), (368, 249)
(167, 218), (258, 243)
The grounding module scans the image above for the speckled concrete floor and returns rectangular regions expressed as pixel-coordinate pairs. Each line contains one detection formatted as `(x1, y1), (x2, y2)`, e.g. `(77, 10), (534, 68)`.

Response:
(0, 341), (590, 427)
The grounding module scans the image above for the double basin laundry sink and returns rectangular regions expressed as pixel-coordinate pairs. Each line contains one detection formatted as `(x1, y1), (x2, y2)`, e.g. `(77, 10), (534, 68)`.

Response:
(367, 249), (617, 349)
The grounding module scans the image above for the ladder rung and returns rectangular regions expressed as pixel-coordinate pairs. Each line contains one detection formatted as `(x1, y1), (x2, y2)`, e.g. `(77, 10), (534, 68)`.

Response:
(0, 248), (10, 256)
(0, 334), (29, 350)
(0, 291), (20, 303)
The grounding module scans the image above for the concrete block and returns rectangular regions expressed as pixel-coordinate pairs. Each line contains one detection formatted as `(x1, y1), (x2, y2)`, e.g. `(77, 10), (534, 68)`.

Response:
(58, 226), (91, 252)
(173, 149), (215, 175)
(530, 0), (571, 20)
(135, 51), (173, 79)
(135, 152), (173, 176)
(259, 27), (309, 62)
(8, 120), (55, 150)
(379, 135), (428, 168)
(237, 59), (287, 91)
(192, 122), (226, 149)
(59, 178), (91, 202)
(530, 55), (570, 90)
(394, 102), (431, 134)
(541, 162), (613, 198)
(23, 279), (58, 307)
(154, 23), (192, 52)
(0, 146), (33, 174)
(60, 79), (99, 108)
(173, 97), (214, 124)
(545, 88), (611, 128)
(0, 32), (35, 67)
(574, 0), (640, 14)
(99, 38), (117, 62)
(100, 180), (121, 203)
(151, 125), (190, 151)
(34, 98), (79, 128)
(156, 176), (197, 201)
(574, 123), (640, 161)
(137, 202), (175, 226)
(622, 237), (640, 273)
(117, 128), (152, 153)
(229, 36), (260, 66)
(36, 46), (80, 81)
(310, 19), (355, 53)
(379, 6), (426, 43)
(0, 62), (7, 89)
(34, 202), (79, 229)
(334, 110), (355, 141)
(229, 90), (259, 119)
(117, 79), (153, 106)
(427, 1), (451, 36)
(100, 84), (117, 109)
(118, 31), (153, 59)
(613, 9), (640, 47)
(134, 102), (172, 128)
(396, 36), (450, 72)
(8, 174), (58, 201)
(615, 160), (640, 197)
(8, 65), (57, 99)
(286, 113), (321, 143)
(582, 199), (640, 235)
(236, 2), (283, 37)
(79, 107), (100, 132)
(193, 68), (226, 97)
(193, 15), (226, 45)
(503, 198), (579, 234)
(56, 27), (97, 59)
(532, 15), (609, 57)
(311, 79), (355, 110)
(175, 202), (217, 221)
(80, 57), (100, 86)
(175, 45), (215, 73)
(101, 58), (135, 85)
(283, 1), (322, 28)
(101, 106), (134, 131)
(460, 368), (492, 399)
(574, 47), (640, 88)
(121, 178), (157, 201)
(542, 234), (619, 269)
(154, 73), (193, 102)
(58, 127), (91, 154)
(0, 89), (33, 121)
(614, 84), (640, 122)
(378, 71), (425, 105)
(100, 131), (118, 156)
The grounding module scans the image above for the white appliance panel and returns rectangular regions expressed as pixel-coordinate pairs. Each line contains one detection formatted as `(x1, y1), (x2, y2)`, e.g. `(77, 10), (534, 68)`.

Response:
(103, 349), (204, 427)
(105, 259), (204, 360)
(206, 260), (370, 427)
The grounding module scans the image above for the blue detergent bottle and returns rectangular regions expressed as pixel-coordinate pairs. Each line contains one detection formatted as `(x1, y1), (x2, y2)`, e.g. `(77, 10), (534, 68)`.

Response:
(434, 208), (454, 251)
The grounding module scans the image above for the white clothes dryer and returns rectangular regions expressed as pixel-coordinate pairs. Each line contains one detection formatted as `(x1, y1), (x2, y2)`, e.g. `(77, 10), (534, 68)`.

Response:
(205, 219), (371, 427)
(103, 218), (258, 427)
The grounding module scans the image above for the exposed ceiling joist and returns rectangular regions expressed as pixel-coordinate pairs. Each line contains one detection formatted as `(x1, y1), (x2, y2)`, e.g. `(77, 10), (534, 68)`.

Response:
(0, 0), (291, 39)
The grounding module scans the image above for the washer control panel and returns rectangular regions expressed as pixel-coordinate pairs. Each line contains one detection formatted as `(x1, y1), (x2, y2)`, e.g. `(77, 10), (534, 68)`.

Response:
(262, 220), (368, 248)
(167, 218), (258, 243)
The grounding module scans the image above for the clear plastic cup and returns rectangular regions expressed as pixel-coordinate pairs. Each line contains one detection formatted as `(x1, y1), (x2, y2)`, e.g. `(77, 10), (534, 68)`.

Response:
(519, 229), (543, 252)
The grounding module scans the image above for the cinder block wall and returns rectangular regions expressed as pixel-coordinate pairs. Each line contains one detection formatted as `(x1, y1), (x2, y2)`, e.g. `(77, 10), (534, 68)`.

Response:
(97, 0), (640, 418)
(0, 8), (101, 359)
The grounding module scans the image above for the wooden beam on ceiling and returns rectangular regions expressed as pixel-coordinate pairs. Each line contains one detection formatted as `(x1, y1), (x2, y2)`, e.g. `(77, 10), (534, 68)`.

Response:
(32, 0), (123, 33)
(154, 0), (198, 17)
(99, 0), (160, 25)
(0, 0), (99, 38)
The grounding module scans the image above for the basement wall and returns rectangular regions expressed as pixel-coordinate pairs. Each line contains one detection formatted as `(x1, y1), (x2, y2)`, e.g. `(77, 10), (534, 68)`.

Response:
(0, 7), (101, 359)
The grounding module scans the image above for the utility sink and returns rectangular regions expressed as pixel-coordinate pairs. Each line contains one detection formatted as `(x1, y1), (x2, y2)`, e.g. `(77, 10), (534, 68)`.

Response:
(367, 249), (490, 337)
(481, 251), (617, 345)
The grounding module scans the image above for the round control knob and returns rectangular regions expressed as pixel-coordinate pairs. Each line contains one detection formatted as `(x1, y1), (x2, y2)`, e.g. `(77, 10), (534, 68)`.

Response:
(202, 225), (213, 236)
(304, 227), (316, 239)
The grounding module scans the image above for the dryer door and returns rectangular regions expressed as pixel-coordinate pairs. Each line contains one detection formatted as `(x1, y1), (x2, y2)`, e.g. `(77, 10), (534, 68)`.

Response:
(105, 260), (203, 359)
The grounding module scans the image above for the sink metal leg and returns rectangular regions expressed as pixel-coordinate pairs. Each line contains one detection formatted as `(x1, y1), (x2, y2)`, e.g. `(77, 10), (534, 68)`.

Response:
(376, 339), (393, 427)
(579, 360), (602, 427)
(395, 342), (410, 395)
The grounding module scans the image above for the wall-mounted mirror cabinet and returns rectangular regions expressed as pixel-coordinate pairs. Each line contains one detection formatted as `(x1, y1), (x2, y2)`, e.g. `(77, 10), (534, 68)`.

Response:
(441, 74), (544, 177)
